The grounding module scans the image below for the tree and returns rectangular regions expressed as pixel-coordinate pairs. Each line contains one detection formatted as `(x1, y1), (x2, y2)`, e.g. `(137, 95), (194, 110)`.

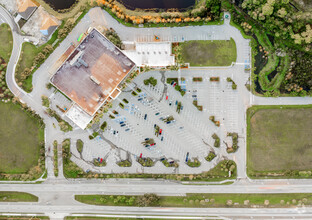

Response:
(136, 194), (160, 207)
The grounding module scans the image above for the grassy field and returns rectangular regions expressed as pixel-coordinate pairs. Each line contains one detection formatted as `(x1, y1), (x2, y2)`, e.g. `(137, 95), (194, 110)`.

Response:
(180, 38), (237, 66)
(0, 23), (13, 62)
(0, 191), (38, 202)
(0, 102), (44, 173)
(247, 105), (312, 178)
(75, 193), (312, 208)
(0, 217), (48, 220)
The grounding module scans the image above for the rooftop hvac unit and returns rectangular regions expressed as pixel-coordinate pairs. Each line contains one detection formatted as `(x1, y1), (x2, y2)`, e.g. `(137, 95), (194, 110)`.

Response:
(90, 75), (100, 85)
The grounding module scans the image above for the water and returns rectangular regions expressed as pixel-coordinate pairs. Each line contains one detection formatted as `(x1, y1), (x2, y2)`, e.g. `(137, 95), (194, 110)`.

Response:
(117, 0), (195, 10)
(43, 0), (77, 10)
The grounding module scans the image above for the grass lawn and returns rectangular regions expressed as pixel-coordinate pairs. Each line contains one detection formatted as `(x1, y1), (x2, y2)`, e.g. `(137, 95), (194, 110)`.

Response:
(247, 105), (312, 178)
(0, 217), (48, 220)
(0, 102), (44, 173)
(75, 193), (312, 208)
(15, 42), (39, 91)
(0, 23), (13, 62)
(180, 38), (237, 66)
(0, 191), (38, 202)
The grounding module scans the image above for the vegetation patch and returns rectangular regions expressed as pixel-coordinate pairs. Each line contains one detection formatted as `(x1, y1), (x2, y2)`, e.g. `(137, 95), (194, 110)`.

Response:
(0, 191), (38, 202)
(100, 121), (107, 131)
(144, 77), (157, 86)
(209, 116), (220, 127)
(0, 23), (13, 62)
(247, 105), (312, 178)
(187, 158), (201, 167)
(226, 77), (237, 90)
(76, 139), (84, 154)
(178, 39), (237, 66)
(162, 159), (179, 168)
(46, 108), (73, 132)
(53, 140), (58, 177)
(205, 152), (216, 162)
(137, 157), (155, 167)
(117, 160), (132, 167)
(76, 192), (312, 208)
(41, 95), (50, 107)
(0, 102), (45, 180)
(193, 77), (203, 82)
(93, 158), (106, 167)
(62, 139), (85, 178)
(212, 133), (220, 147)
(226, 132), (239, 153)
(193, 100), (203, 111)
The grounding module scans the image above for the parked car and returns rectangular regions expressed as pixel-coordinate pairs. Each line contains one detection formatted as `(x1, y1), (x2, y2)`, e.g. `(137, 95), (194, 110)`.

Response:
(125, 128), (130, 132)
(145, 138), (150, 141)
(175, 100), (178, 105)
(185, 152), (189, 162)
(159, 129), (162, 135)
(145, 145), (150, 148)
(160, 157), (165, 161)
(144, 114), (147, 120)
(161, 136), (164, 141)
(113, 131), (116, 135)
(138, 98), (143, 101)
(169, 101), (172, 106)
(192, 95), (197, 98)
(121, 124), (126, 127)
(166, 96), (168, 100)
(166, 121), (171, 124)
(140, 153), (142, 158)
(120, 121), (124, 124)
(173, 82), (177, 87)
(181, 106), (183, 110)
(155, 112), (160, 115)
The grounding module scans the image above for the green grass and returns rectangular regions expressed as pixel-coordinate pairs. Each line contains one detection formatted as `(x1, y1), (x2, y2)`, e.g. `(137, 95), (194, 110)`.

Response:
(75, 193), (312, 208)
(0, 23), (13, 62)
(180, 38), (237, 66)
(0, 191), (38, 202)
(15, 42), (39, 91)
(0, 216), (49, 220)
(0, 102), (44, 173)
(247, 105), (312, 178)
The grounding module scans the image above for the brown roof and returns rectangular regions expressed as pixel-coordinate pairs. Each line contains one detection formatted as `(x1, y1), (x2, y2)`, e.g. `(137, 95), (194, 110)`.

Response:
(51, 29), (135, 116)
(17, 0), (39, 13)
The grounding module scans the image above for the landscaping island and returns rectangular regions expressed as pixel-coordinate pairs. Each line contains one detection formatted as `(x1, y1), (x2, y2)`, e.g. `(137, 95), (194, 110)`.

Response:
(75, 193), (312, 208)
(0, 191), (38, 202)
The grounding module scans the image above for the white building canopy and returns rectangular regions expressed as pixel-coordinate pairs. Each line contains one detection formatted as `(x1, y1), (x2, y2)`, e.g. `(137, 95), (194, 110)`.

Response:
(123, 42), (175, 67)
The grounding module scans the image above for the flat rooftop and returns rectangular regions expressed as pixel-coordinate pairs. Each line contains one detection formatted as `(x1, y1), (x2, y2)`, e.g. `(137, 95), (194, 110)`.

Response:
(51, 29), (135, 116)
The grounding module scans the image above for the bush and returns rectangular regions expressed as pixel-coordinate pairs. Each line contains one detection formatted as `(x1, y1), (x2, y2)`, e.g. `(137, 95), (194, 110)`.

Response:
(162, 159), (179, 168)
(100, 121), (107, 131)
(205, 151), (216, 161)
(117, 160), (132, 167)
(193, 77), (203, 82)
(93, 158), (106, 167)
(137, 157), (154, 167)
(187, 158), (201, 167)
(144, 77), (157, 86)
(212, 133), (220, 147)
(227, 132), (239, 153)
(210, 77), (220, 82)
(136, 194), (160, 207)
(41, 95), (49, 107)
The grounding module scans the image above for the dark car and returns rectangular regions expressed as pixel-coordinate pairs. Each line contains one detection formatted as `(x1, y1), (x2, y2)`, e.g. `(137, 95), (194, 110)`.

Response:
(160, 157), (165, 161)
(125, 128), (130, 131)
(120, 121), (124, 124)
(113, 131), (116, 135)
(155, 112), (160, 115)
(144, 114), (147, 120)
(170, 81), (175, 85)
(166, 121), (171, 124)
(121, 124), (126, 127)
(138, 98), (143, 101)
(145, 138), (150, 141)
(161, 137), (164, 141)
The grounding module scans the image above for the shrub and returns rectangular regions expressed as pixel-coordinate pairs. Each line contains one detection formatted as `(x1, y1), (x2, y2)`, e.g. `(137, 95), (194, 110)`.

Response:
(193, 77), (203, 82)
(137, 157), (154, 167)
(100, 121), (107, 131)
(136, 193), (160, 207)
(227, 132), (239, 153)
(205, 151), (216, 161)
(210, 77), (220, 82)
(117, 160), (132, 167)
(93, 158), (106, 167)
(212, 133), (220, 147)
(144, 77), (157, 86)
(41, 95), (49, 108)
(162, 159), (179, 167)
(187, 158), (201, 167)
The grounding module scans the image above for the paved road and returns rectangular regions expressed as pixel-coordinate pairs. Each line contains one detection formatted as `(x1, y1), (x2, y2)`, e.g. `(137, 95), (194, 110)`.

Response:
(3, 5), (312, 220)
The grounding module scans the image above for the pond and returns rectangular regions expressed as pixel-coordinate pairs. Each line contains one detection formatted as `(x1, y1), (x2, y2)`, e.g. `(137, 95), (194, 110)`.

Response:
(43, 0), (77, 10)
(117, 0), (195, 10)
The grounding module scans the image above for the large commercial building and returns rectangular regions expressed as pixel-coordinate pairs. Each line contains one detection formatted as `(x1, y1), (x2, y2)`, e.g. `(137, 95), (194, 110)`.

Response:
(51, 28), (136, 129)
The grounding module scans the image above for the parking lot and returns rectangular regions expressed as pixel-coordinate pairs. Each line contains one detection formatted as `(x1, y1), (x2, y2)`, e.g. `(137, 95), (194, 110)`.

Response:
(65, 64), (249, 175)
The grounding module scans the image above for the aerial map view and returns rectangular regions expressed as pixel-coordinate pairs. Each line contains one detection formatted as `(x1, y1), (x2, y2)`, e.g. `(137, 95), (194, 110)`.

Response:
(0, 0), (311, 219)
